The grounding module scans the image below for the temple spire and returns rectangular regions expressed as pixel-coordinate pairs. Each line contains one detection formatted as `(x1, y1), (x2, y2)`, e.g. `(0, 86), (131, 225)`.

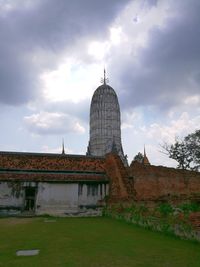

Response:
(104, 68), (106, 84)
(142, 145), (150, 165)
(101, 68), (109, 84)
(144, 145), (146, 157)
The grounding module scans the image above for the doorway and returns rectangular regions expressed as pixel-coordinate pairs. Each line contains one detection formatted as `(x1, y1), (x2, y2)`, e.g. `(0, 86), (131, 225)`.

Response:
(24, 187), (36, 211)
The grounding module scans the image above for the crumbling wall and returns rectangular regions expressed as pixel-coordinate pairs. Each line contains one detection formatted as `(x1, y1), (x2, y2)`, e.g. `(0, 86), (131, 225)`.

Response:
(105, 153), (134, 201)
(0, 181), (24, 215)
(130, 162), (200, 203)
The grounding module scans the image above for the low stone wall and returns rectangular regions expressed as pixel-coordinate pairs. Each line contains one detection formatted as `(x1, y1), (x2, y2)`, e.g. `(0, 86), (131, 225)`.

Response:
(103, 203), (200, 242)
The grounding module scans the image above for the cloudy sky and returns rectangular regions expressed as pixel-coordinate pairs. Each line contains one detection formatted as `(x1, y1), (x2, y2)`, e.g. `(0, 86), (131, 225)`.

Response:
(0, 0), (200, 167)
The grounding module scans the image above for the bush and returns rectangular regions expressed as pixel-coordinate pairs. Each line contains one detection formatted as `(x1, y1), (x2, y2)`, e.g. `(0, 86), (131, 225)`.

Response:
(178, 202), (200, 214)
(157, 203), (173, 216)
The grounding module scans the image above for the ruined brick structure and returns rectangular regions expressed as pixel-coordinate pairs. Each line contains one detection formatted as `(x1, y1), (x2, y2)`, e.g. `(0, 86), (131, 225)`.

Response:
(129, 161), (200, 203)
(0, 75), (200, 216)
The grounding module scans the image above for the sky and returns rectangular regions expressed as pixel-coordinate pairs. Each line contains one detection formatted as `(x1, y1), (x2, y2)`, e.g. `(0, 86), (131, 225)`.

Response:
(0, 0), (200, 167)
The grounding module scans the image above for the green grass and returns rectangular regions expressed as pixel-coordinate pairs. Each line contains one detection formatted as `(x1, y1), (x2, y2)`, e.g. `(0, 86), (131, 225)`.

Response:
(0, 217), (199, 267)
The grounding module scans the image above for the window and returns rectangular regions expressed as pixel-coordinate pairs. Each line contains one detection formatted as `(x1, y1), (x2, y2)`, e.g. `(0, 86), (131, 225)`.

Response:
(78, 184), (83, 196)
(87, 184), (98, 196)
(100, 184), (102, 196)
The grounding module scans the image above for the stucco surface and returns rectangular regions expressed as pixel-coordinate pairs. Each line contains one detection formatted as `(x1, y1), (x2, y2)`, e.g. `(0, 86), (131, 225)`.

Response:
(88, 84), (125, 162)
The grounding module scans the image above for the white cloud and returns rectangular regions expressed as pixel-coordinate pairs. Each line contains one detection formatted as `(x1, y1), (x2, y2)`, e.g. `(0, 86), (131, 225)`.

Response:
(88, 41), (109, 60)
(122, 110), (200, 167)
(24, 111), (85, 135)
(41, 61), (104, 103)
(147, 112), (200, 143)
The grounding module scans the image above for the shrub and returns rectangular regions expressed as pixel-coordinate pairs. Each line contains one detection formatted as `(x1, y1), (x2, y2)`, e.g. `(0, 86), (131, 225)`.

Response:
(178, 202), (200, 214)
(157, 203), (173, 216)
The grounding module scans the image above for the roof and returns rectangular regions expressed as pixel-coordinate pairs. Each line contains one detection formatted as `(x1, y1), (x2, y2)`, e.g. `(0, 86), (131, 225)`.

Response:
(0, 170), (108, 182)
(0, 151), (108, 182)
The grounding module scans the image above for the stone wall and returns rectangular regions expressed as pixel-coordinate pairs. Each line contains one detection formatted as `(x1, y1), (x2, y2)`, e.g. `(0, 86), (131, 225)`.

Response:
(130, 161), (200, 203)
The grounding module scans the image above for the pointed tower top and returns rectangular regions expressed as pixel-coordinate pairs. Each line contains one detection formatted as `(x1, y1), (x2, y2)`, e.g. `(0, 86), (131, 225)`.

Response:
(104, 68), (106, 84)
(144, 145), (146, 157)
(142, 145), (150, 165)
(62, 139), (65, 155)
(101, 68), (109, 85)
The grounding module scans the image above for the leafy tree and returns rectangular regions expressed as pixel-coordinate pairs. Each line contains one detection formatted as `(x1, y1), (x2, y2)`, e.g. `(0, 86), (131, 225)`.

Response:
(133, 152), (144, 163)
(162, 130), (200, 171)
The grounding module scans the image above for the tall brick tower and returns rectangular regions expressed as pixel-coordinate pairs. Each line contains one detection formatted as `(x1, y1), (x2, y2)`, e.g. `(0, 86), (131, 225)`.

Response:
(87, 70), (127, 165)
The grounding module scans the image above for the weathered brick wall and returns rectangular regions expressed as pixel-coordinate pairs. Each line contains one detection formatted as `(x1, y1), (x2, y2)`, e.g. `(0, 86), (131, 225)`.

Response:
(189, 212), (200, 230)
(0, 153), (105, 172)
(105, 153), (134, 201)
(1, 152), (200, 204)
(130, 161), (200, 203)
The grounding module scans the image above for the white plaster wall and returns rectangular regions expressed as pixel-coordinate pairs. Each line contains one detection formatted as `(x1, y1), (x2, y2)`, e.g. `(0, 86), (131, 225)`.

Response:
(78, 183), (109, 206)
(36, 182), (79, 215)
(0, 182), (24, 208)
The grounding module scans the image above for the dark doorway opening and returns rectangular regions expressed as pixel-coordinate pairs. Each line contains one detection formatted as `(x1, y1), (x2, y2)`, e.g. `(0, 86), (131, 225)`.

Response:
(24, 187), (36, 211)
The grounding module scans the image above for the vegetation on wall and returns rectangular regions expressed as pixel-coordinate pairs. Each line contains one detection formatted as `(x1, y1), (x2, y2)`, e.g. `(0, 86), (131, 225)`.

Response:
(103, 202), (200, 242)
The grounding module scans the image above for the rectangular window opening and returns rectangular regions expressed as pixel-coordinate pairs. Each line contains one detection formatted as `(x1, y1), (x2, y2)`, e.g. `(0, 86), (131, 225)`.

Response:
(87, 184), (98, 196)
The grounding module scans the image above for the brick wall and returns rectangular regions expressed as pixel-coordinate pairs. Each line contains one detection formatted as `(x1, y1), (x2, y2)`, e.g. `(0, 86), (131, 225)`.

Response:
(130, 161), (200, 203)
(105, 153), (134, 201)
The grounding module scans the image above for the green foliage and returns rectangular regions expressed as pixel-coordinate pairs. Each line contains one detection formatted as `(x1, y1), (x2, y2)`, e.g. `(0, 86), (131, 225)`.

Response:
(157, 203), (173, 216)
(178, 202), (200, 214)
(133, 152), (144, 163)
(162, 129), (200, 170)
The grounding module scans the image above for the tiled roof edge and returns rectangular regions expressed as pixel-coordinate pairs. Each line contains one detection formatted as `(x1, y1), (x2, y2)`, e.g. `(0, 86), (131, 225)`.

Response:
(0, 151), (105, 159)
(0, 168), (106, 175)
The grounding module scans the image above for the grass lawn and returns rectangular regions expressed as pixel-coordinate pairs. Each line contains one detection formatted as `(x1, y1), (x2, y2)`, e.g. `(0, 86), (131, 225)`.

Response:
(0, 217), (200, 267)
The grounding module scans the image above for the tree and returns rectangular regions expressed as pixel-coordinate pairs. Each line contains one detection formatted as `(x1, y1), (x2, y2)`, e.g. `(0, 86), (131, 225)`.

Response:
(162, 130), (200, 171)
(133, 152), (144, 163)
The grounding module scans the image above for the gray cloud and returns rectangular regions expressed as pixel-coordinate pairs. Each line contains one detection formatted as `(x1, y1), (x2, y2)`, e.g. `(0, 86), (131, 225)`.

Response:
(42, 99), (90, 123)
(0, 0), (131, 105)
(111, 0), (200, 112)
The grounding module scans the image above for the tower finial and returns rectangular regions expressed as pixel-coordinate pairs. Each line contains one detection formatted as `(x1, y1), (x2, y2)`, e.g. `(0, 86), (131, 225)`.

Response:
(104, 68), (106, 85)
(142, 145), (150, 165)
(62, 138), (65, 155)
(100, 68), (109, 84)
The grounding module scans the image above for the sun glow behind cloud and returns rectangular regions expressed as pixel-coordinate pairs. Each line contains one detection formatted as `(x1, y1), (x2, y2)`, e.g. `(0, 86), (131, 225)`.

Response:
(41, 61), (104, 103)
(1, 0), (200, 168)
(41, 27), (123, 103)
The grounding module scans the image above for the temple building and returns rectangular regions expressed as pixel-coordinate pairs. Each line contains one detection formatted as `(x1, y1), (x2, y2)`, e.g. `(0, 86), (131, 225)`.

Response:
(0, 72), (124, 216)
(0, 71), (200, 216)
(87, 70), (127, 165)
